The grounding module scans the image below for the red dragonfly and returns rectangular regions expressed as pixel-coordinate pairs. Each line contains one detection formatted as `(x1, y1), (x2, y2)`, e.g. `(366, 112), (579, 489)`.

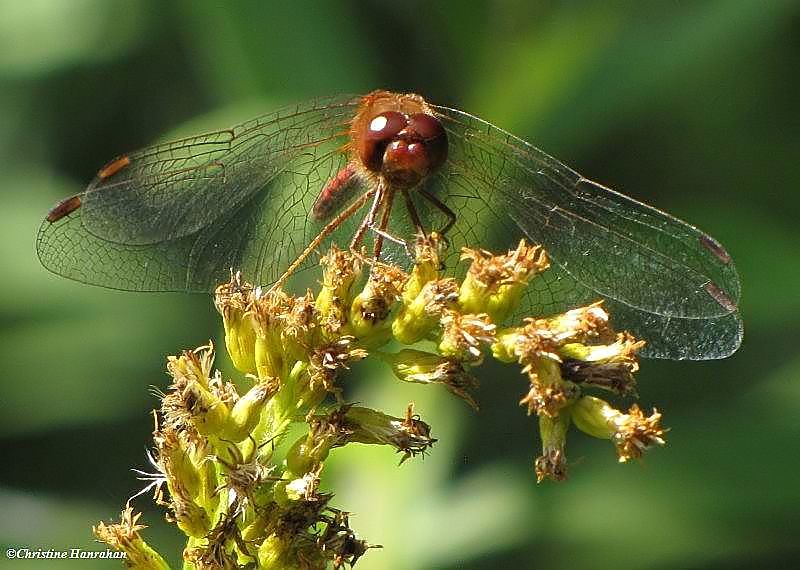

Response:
(37, 90), (741, 360)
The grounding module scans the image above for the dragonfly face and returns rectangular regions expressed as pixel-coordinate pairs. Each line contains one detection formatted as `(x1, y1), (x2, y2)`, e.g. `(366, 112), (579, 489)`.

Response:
(37, 90), (742, 360)
(350, 91), (447, 189)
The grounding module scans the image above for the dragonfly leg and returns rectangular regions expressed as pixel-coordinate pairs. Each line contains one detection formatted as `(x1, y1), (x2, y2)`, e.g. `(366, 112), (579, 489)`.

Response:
(402, 189), (427, 237)
(396, 188), (436, 260)
(371, 186), (396, 260)
(419, 188), (456, 236)
(350, 181), (386, 250)
(371, 226), (411, 257)
(352, 181), (411, 261)
(272, 188), (374, 291)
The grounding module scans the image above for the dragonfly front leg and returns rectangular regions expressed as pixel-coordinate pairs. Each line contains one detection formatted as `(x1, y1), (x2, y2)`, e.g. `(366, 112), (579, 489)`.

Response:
(351, 182), (412, 262)
(350, 180), (386, 251)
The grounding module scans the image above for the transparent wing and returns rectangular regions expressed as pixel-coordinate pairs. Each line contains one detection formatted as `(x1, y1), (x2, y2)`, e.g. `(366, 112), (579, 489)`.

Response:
(37, 95), (370, 292)
(37, 93), (743, 359)
(426, 104), (742, 360)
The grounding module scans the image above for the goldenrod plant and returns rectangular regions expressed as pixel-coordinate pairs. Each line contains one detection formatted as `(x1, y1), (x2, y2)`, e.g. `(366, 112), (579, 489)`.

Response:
(94, 235), (665, 568)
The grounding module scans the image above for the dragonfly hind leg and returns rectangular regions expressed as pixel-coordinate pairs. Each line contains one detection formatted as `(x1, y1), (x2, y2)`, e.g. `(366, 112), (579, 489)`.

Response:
(271, 188), (374, 291)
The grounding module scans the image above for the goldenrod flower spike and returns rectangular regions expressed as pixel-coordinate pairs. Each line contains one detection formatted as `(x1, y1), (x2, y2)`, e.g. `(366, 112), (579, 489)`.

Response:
(98, 238), (671, 567)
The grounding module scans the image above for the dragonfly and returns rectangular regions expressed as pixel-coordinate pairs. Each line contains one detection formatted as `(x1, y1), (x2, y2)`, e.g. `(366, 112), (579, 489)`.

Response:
(36, 90), (742, 361)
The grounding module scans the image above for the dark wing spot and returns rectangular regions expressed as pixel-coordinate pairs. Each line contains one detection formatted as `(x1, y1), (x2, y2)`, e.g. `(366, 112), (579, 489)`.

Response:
(46, 195), (82, 222)
(97, 155), (131, 179)
(699, 234), (732, 264)
(704, 281), (737, 312)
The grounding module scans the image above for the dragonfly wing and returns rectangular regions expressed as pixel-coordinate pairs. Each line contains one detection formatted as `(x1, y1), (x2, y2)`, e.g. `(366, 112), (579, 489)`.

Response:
(429, 104), (742, 359)
(183, 148), (370, 292)
(525, 261), (742, 360)
(79, 95), (358, 245)
(37, 95), (363, 291)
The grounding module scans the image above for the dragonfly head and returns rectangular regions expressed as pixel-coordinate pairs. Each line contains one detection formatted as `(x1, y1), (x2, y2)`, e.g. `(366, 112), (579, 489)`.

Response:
(353, 91), (448, 188)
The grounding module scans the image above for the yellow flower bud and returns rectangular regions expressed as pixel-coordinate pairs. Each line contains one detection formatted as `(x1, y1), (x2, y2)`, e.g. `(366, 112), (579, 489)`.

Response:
(316, 245), (362, 336)
(350, 264), (406, 342)
(438, 311), (496, 364)
(257, 534), (292, 569)
(491, 327), (525, 362)
(383, 349), (479, 409)
(214, 273), (257, 375)
(401, 232), (445, 302)
(224, 380), (277, 442)
(536, 409), (571, 483)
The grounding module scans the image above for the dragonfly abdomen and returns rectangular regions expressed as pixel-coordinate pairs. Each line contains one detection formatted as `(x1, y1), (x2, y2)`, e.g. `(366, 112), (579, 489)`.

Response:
(312, 162), (359, 221)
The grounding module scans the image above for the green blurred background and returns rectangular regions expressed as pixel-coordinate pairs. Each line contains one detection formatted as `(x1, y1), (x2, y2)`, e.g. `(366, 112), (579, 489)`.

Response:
(1, 0), (798, 568)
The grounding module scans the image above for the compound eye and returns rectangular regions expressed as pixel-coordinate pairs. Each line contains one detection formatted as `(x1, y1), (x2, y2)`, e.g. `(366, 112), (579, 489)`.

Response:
(366, 111), (407, 142)
(408, 112), (448, 170)
(359, 111), (408, 171)
(407, 113), (445, 141)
